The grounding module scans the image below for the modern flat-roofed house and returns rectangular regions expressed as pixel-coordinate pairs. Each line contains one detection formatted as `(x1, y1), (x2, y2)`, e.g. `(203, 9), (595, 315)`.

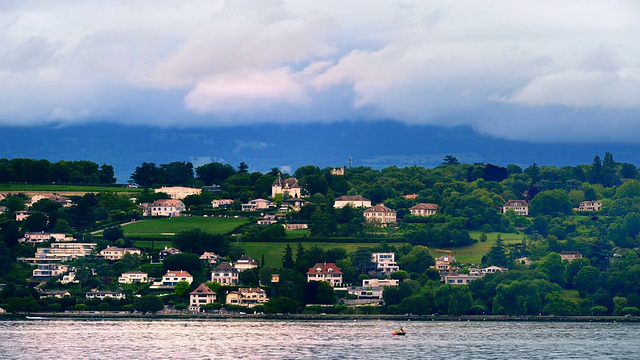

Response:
(150, 199), (186, 217)
(502, 200), (529, 216)
(211, 199), (234, 208)
(444, 274), (482, 285)
(435, 255), (456, 275)
(189, 283), (217, 312)
(364, 204), (397, 225)
(99, 246), (142, 260)
(234, 255), (259, 272)
(271, 176), (302, 198)
(118, 271), (149, 284)
(468, 266), (508, 276)
(34, 242), (97, 261)
(333, 196), (371, 209)
(409, 203), (438, 217)
(371, 252), (399, 275)
(161, 270), (193, 286)
(241, 198), (273, 211)
(211, 262), (239, 285)
(155, 186), (202, 200)
(85, 291), (126, 300)
(362, 278), (399, 287)
(577, 200), (602, 212)
(307, 263), (343, 287)
(20, 232), (73, 245)
(32, 263), (69, 279)
(225, 287), (268, 308)
(281, 198), (309, 212)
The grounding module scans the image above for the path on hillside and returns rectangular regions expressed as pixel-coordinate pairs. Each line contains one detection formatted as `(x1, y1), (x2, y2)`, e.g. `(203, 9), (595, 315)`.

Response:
(89, 220), (143, 234)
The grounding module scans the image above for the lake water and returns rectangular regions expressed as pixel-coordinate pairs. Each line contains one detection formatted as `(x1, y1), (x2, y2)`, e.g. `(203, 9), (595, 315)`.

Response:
(1, 318), (639, 359)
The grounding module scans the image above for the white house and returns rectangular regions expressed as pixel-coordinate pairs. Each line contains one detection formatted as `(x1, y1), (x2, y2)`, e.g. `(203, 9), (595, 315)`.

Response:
(99, 246), (141, 260)
(118, 271), (149, 284)
(20, 232), (73, 245)
(241, 198), (273, 211)
(155, 186), (202, 200)
(161, 270), (193, 286)
(409, 203), (438, 217)
(503, 200), (529, 216)
(371, 252), (399, 275)
(211, 199), (234, 208)
(271, 176), (302, 198)
(577, 200), (602, 212)
(150, 199), (186, 217)
(333, 196), (371, 209)
(85, 291), (126, 300)
(307, 263), (343, 287)
(363, 204), (397, 225)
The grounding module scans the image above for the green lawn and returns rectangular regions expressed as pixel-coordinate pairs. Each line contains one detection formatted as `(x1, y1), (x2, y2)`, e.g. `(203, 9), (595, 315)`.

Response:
(0, 184), (142, 193)
(243, 242), (401, 269)
(440, 231), (526, 265)
(122, 217), (249, 237)
(561, 289), (584, 303)
(132, 240), (173, 250)
(286, 229), (310, 238)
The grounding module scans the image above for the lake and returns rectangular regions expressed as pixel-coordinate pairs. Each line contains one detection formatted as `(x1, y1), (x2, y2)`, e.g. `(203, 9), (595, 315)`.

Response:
(1, 318), (639, 359)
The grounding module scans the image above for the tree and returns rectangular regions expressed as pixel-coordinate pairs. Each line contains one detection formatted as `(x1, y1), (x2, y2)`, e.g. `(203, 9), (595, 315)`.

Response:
(98, 164), (117, 184)
(163, 253), (203, 276)
(52, 218), (71, 233)
(264, 297), (300, 314)
(131, 162), (160, 188)
(484, 234), (509, 267)
(493, 280), (542, 315)
(103, 226), (124, 242)
(397, 246), (435, 273)
(537, 252), (566, 286)
(134, 295), (165, 314)
(174, 281), (191, 297)
(196, 162), (236, 185)
(282, 244), (295, 270)
(574, 265), (601, 297)
(529, 190), (572, 216)
(442, 155), (460, 165)
(350, 247), (374, 273)
(237, 162), (249, 174)
(21, 211), (48, 232)
(543, 293), (577, 316)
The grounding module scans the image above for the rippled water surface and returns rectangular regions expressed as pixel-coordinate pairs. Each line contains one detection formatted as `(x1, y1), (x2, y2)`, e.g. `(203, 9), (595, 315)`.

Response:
(1, 319), (639, 359)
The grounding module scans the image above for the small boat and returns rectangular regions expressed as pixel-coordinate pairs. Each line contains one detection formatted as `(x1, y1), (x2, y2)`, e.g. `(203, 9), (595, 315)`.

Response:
(392, 328), (406, 336)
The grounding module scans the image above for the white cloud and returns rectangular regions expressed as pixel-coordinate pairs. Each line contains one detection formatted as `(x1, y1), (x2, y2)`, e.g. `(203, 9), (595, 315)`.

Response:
(1, 0), (640, 141)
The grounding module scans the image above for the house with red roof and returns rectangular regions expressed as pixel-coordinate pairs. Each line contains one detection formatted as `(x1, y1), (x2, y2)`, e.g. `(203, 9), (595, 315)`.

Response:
(307, 262), (343, 287)
(150, 199), (186, 217)
(161, 270), (193, 286)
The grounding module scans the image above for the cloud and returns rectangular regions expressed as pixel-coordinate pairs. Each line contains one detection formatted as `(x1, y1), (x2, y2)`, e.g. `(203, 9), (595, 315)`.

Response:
(1, 0), (640, 142)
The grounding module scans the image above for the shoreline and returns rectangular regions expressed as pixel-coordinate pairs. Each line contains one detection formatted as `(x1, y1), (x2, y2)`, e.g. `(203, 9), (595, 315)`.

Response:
(3, 312), (639, 323)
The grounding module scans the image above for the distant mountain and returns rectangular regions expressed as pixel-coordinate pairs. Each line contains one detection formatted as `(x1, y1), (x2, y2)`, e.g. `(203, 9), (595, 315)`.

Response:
(2, 121), (639, 183)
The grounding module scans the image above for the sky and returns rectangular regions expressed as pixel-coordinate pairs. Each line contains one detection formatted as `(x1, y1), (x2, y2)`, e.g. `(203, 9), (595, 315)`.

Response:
(2, 0), (640, 143)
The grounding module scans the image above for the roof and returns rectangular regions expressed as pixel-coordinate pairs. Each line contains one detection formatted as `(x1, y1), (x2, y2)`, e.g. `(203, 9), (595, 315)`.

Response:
(121, 271), (148, 275)
(189, 283), (216, 295)
(152, 199), (185, 207)
(504, 200), (528, 207)
(163, 270), (193, 278)
(237, 255), (258, 264)
(410, 203), (438, 210)
(363, 204), (396, 213)
(272, 177), (299, 188)
(335, 195), (370, 202)
(307, 262), (343, 275)
(238, 287), (266, 294)
(213, 262), (238, 272)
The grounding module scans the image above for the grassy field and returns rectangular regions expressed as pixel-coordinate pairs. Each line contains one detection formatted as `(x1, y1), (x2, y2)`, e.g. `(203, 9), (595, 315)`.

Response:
(286, 229), (310, 238)
(133, 240), (173, 250)
(0, 184), (143, 193)
(440, 231), (526, 265)
(561, 289), (584, 303)
(243, 242), (403, 268)
(122, 217), (249, 237)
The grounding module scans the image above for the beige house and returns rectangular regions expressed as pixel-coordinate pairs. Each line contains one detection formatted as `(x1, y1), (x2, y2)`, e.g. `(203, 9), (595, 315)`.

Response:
(409, 203), (438, 217)
(503, 200), (529, 216)
(241, 198), (273, 211)
(20, 232), (73, 245)
(189, 283), (217, 312)
(560, 251), (583, 262)
(99, 246), (141, 260)
(34, 242), (97, 261)
(30, 194), (73, 207)
(445, 274), (482, 285)
(199, 252), (223, 265)
(211, 262), (239, 285)
(226, 287), (268, 308)
(435, 255), (456, 275)
(283, 223), (309, 230)
(155, 186), (202, 200)
(371, 252), (399, 275)
(150, 199), (186, 217)
(161, 270), (193, 286)
(307, 263), (343, 287)
(118, 271), (149, 284)
(331, 167), (345, 176)
(15, 211), (34, 221)
(159, 247), (181, 262)
(363, 204), (397, 225)
(577, 200), (602, 212)
(271, 176), (302, 198)
(468, 266), (508, 276)
(40, 290), (72, 298)
(362, 278), (399, 287)
(333, 196), (371, 209)
(211, 199), (234, 208)
(234, 255), (259, 272)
